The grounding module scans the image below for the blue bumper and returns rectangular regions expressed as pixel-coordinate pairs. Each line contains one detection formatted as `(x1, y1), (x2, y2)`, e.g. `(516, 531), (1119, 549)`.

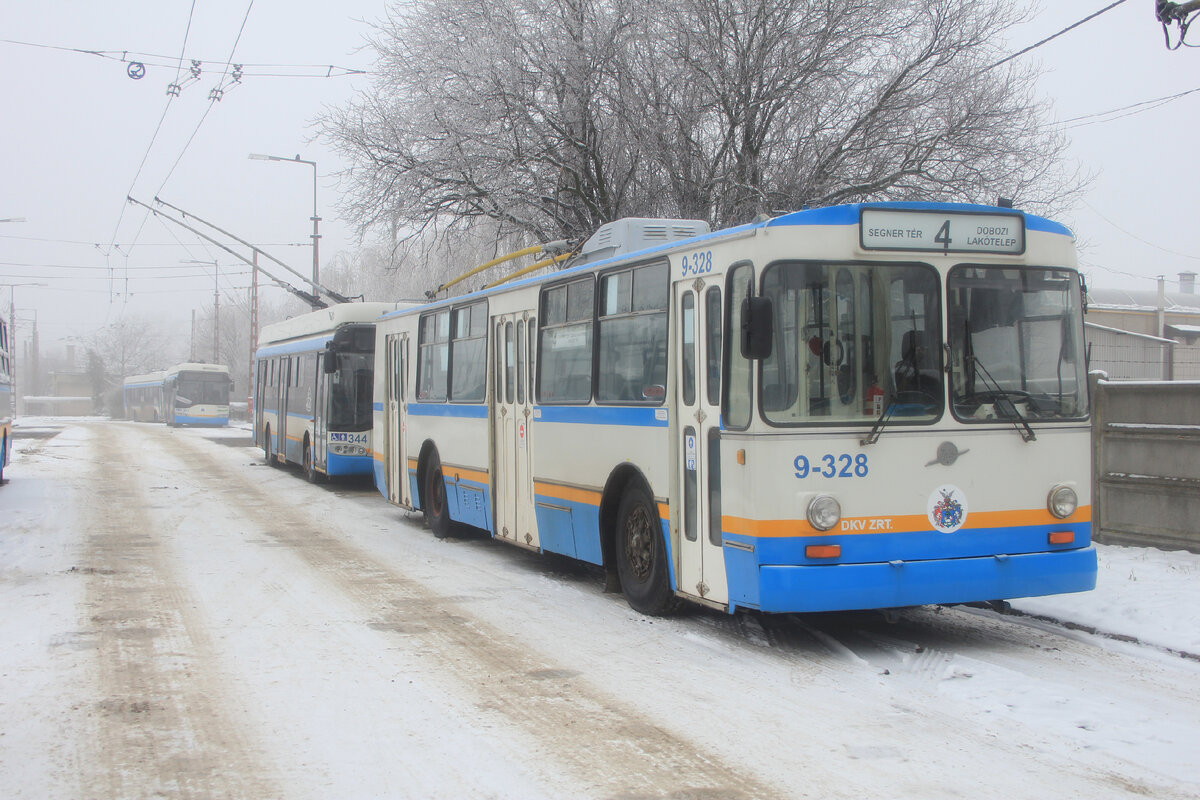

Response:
(750, 547), (1097, 613)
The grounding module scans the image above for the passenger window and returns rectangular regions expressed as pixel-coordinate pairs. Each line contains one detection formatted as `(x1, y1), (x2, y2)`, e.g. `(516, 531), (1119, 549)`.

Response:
(538, 278), (594, 403)
(450, 301), (487, 402)
(417, 309), (450, 401)
(597, 261), (668, 404)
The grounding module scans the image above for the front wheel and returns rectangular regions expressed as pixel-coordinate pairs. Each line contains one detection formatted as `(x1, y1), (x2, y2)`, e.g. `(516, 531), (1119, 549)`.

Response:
(422, 450), (452, 538)
(614, 483), (679, 616)
(303, 441), (323, 484)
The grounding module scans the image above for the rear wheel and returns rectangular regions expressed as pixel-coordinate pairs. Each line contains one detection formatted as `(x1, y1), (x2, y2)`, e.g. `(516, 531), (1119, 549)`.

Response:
(422, 450), (452, 538)
(615, 483), (679, 616)
(303, 441), (322, 483)
(263, 425), (277, 467)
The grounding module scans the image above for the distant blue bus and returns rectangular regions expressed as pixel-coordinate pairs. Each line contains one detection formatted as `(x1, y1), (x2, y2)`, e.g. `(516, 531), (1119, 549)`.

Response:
(124, 363), (232, 426)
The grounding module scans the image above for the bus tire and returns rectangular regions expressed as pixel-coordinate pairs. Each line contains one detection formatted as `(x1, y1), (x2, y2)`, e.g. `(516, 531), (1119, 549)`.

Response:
(615, 483), (679, 616)
(422, 450), (452, 538)
(303, 440), (323, 484)
(263, 426), (277, 467)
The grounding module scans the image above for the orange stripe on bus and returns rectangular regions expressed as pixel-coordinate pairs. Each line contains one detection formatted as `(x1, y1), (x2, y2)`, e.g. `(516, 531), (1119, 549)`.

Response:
(534, 482), (601, 506)
(724, 506), (1092, 538)
(446, 466), (489, 485)
(533, 481), (669, 521)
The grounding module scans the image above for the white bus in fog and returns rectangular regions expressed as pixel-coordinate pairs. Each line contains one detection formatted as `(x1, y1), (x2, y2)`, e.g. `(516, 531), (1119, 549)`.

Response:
(371, 202), (1096, 617)
(124, 363), (231, 426)
(254, 302), (409, 482)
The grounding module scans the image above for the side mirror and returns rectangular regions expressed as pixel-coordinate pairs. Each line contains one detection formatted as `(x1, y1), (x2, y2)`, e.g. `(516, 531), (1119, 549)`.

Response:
(741, 296), (773, 360)
(323, 350), (339, 374)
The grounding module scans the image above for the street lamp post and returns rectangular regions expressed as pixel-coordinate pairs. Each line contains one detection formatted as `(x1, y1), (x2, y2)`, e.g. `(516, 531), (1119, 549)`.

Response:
(248, 153), (320, 299)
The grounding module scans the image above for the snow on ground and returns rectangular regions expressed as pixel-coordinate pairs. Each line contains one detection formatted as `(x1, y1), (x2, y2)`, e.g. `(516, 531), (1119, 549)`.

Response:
(3, 417), (1199, 799)
(1010, 544), (1200, 656)
(11, 416), (1196, 660)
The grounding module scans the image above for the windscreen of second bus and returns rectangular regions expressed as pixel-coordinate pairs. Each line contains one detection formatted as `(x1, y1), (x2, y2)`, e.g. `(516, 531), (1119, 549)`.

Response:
(174, 372), (231, 406)
(759, 262), (941, 425)
(329, 351), (374, 430)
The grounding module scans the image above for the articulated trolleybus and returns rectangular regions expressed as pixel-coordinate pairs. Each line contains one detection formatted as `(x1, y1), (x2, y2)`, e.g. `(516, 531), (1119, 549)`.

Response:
(255, 302), (407, 482)
(124, 363), (232, 426)
(373, 202), (1096, 615)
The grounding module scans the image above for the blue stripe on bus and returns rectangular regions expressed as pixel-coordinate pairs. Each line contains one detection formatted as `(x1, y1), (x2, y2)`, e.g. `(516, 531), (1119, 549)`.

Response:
(407, 403), (489, 419)
(172, 414), (228, 426)
(390, 403), (667, 426)
(534, 405), (668, 427)
(766, 202), (1073, 237)
(255, 333), (334, 358)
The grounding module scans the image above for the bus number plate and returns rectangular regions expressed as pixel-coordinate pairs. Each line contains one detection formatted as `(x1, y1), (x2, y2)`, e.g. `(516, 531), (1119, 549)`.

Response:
(794, 453), (868, 479)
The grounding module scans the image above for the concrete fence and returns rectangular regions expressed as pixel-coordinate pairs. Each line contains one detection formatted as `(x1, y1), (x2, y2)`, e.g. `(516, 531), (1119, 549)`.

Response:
(1091, 375), (1200, 553)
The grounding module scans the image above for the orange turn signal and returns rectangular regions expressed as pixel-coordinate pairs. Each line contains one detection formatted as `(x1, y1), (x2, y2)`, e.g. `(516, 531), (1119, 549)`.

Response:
(1048, 531), (1075, 545)
(806, 544), (841, 559)
(737, 449), (746, 465)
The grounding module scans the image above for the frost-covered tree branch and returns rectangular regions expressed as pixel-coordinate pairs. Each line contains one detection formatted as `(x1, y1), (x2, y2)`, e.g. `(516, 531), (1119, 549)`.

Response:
(320, 0), (1085, 248)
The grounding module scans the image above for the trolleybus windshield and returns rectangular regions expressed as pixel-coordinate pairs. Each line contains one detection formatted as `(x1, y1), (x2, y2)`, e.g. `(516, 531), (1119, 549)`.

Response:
(173, 372), (231, 406)
(329, 350), (374, 430)
(947, 266), (1088, 422)
(759, 261), (941, 425)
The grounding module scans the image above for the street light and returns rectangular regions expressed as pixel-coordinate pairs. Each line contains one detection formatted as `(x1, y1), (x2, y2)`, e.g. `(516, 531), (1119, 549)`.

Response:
(248, 152), (320, 299)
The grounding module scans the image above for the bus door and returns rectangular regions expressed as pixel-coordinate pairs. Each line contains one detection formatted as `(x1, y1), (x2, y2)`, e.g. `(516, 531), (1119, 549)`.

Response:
(276, 357), (291, 463)
(491, 313), (538, 547)
(385, 332), (410, 506)
(314, 353), (327, 470)
(673, 280), (728, 606)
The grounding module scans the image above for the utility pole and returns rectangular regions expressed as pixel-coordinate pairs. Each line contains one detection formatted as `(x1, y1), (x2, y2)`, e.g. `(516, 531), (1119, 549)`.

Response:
(249, 251), (258, 404)
(213, 261), (220, 364)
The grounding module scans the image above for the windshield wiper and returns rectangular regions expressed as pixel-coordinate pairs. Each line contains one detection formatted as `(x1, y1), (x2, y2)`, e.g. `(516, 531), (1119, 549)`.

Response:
(860, 394), (897, 446)
(964, 355), (1036, 443)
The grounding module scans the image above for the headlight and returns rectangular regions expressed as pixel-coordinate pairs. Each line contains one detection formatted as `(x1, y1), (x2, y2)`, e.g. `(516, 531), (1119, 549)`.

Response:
(1048, 485), (1078, 519)
(807, 495), (842, 531)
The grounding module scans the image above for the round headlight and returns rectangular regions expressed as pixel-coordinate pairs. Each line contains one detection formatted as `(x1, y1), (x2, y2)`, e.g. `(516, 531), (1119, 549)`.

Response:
(807, 495), (842, 531)
(1048, 485), (1078, 519)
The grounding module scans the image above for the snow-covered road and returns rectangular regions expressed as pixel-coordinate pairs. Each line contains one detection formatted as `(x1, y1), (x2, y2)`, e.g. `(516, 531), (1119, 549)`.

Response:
(3, 419), (1198, 799)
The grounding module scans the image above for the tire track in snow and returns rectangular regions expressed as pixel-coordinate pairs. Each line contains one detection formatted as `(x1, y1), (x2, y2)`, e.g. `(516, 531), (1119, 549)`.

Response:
(170, 429), (787, 800)
(75, 423), (279, 800)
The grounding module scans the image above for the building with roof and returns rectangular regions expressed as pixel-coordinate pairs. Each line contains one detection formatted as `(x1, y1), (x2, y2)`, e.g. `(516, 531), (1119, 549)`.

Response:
(1085, 271), (1200, 380)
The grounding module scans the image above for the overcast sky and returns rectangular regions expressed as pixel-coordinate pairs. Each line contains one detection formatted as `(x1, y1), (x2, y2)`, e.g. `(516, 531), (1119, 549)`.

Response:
(1, 1), (1197, 359)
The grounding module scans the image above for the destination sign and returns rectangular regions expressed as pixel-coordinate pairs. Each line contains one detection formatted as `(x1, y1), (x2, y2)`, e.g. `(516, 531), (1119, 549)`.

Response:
(860, 209), (1025, 255)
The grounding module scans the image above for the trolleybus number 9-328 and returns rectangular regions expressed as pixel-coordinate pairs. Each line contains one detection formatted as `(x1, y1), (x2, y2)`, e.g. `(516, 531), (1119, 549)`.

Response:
(794, 453), (869, 479)
(681, 250), (713, 276)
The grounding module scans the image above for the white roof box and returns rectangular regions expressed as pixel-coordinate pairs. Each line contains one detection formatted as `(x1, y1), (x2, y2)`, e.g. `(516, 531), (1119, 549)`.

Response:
(575, 218), (710, 265)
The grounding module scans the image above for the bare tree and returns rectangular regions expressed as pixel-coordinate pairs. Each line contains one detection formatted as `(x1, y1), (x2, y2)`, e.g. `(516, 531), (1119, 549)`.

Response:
(323, 0), (1083, 246)
(90, 314), (179, 382)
